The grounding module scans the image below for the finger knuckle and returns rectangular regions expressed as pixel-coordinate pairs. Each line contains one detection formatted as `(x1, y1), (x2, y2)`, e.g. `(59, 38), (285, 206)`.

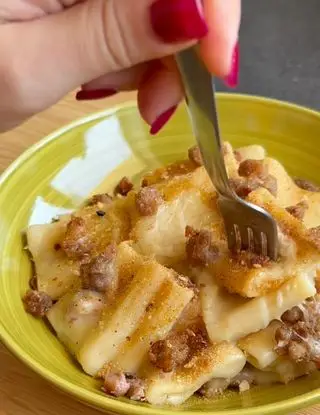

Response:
(93, 0), (138, 71)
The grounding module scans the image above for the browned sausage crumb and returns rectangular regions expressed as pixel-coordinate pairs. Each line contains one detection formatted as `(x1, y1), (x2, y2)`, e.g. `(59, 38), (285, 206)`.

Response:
(136, 187), (163, 216)
(281, 306), (304, 324)
(294, 178), (320, 192)
(186, 327), (208, 354)
(87, 193), (113, 206)
(229, 178), (261, 198)
(80, 244), (117, 293)
(23, 290), (52, 317)
(114, 176), (133, 196)
(185, 228), (219, 267)
(149, 327), (208, 372)
(238, 159), (267, 179)
(275, 296), (320, 364)
(126, 377), (145, 401)
(286, 200), (308, 220)
(102, 372), (131, 397)
(188, 145), (203, 166)
(61, 216), (92, 260)
(230, 175), (277, 198)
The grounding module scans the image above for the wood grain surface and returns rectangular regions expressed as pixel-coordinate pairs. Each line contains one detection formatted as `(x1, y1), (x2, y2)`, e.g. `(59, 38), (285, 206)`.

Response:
(0, 92), (319, 415)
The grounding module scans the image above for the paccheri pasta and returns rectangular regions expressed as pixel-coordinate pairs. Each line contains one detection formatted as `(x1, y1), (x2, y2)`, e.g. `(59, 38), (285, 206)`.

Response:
(23, 142), (320, 405)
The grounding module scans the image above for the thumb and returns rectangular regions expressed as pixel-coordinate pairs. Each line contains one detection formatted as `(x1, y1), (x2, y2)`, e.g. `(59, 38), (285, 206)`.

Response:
(2, 0), (208, 110)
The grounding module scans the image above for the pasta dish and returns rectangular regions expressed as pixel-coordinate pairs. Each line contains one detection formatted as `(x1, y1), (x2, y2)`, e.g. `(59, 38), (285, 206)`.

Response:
(23, 142), (320, 405)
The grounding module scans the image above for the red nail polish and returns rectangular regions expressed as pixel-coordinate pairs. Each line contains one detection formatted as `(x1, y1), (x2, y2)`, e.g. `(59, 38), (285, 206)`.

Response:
(150, 106), (177, 135)
(150, 0), (208, 43)
(76, 89), (117, 101)
(224, 43), (239, 88)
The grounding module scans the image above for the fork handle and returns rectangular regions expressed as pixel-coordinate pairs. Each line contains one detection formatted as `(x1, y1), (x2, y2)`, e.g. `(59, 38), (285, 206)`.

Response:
(176, 48), (234, 198)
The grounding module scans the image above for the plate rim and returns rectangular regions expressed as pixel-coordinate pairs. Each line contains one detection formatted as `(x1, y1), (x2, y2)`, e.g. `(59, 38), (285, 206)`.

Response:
(1, 93), (320, 415)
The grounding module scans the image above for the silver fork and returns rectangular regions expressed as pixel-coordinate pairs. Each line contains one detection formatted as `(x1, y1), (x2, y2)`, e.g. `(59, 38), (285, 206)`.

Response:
(176, 48), (279, 259)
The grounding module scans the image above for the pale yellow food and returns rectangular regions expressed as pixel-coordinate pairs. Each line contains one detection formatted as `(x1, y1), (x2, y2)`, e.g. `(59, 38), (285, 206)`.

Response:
(78, 259), (194, 376)
(238, 320), (282, 369)
(146, 342), (246, 405)
(25, 142), (320, 406)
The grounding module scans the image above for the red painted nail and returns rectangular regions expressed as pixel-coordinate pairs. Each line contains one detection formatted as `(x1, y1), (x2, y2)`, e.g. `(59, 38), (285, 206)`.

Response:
(150, 106), (177, 135)
(76, 89), (117, 101)
(150, 0), (208, 43)
(224, 42), (239, 88)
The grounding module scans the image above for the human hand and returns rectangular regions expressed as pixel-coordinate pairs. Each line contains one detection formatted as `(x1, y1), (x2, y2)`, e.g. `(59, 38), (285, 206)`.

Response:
(0, 0), (241, 132)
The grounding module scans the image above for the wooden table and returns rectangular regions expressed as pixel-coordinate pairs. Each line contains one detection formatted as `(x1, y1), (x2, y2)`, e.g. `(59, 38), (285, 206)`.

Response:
(0, 92), (318, 415)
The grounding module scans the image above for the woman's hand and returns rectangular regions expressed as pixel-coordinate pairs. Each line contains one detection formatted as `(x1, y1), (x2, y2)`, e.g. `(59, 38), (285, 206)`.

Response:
(0, 0), (241, 132)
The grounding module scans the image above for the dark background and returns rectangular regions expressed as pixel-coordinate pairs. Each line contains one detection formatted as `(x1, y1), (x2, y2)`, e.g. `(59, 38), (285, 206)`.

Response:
(216, 0), (320, 110)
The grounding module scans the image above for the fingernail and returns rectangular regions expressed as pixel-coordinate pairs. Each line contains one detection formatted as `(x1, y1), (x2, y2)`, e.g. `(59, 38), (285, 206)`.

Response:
(150, 105), (177, 135)
(75, 89), (117, 101)
(224, 42), (239, 88)
(150, 0), (208, 43)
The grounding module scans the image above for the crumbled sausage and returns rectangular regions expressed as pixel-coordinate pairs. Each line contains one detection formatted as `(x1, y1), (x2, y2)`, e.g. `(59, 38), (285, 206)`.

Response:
(102, 372), (131, 397)
(238, 159), (267, 179)
(286, 200), (308, 220)
(87, 193), (113, 206)
(186, 327), (208, 353)
(230, 175), (277, 198)
(188, 145), (203, 166)
(288, 340), (309, 362)
(185, 228), (219, 267)
(274, 325), (292, 352)
(281, 306), (304, 324)
(294, 178), (320, 192)
(114, 176), (133, 196)
(136, 187), (163, 216)
(102, 372), (145, 401)
(149, 327), (207, 372)
(80, 244), (117, 293)
(126, 377), (145, 401)
(229, 178), (261, 198)
(61, 216), (92, 260)
(230, 250), (270, 269)
(275, 297), (320, 364)
(23, 290), (52, 317)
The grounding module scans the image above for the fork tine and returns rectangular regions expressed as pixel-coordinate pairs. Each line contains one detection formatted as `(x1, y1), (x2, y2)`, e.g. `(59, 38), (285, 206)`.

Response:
(239, 227), (272, 258)
(247, 228), (254, 252)
(260, 232), (268, 257)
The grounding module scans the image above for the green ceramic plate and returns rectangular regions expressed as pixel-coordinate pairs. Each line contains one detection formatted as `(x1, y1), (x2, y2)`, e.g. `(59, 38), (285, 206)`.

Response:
(1, 94), (320, 415)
